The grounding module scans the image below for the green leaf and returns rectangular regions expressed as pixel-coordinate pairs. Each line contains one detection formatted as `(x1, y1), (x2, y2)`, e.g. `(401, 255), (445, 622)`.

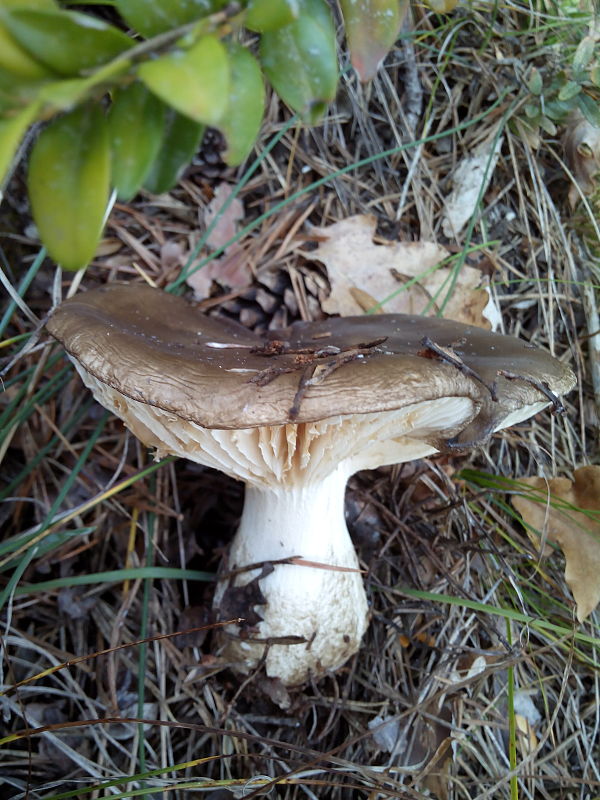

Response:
(2, 8), (131, 76)
(115, 0), (226, 38)
(36, 76), (99, 110)
(138, 35), (229, 125)
(0, 101), (39, 185)
(220, 44), (264, 165)
(558, 80), (581, 101)
(526, 67), (543, 96)
(538, 115), (557, 136)
(340, 0), (407, 82)
(0, 68), (46, 111)
(28, 105), (110, 271)
(245, 0), (299, 32)
(2, 0), (57, 8)
(577, 93), (600, 128)
(0, 22), (52, 79)
(0, 0), (55, 81)
(589, 66), (600, 89)
(109, 82), (166, 201)
(37, 57), (132, 112)
(573, 36), (595, 73)
(544, 98), (574, 121)
(524, 102), (540, 119)
(260, 0), (337, 123)
(143, 110), (204, 194)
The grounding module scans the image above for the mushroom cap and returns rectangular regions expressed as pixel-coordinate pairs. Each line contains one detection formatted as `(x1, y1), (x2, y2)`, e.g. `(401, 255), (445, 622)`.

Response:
(46, 283), (575, 445)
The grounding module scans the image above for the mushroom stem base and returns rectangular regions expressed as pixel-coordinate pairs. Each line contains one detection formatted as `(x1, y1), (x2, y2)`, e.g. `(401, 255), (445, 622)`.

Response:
(215, 467), (368, 685)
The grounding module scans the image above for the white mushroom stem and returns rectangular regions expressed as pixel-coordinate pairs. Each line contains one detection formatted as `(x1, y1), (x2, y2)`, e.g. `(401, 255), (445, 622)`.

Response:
(216, 464), (368, 685)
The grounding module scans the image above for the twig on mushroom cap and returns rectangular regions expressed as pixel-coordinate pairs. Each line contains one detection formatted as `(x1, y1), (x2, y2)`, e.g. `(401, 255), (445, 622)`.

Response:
(418, 335), (498, 401)
(250, 336), (389, 417)
(497, 369), (565, 414)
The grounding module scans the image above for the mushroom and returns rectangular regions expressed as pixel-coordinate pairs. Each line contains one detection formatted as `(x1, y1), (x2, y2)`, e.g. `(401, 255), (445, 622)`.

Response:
(46, 283), (575, 685)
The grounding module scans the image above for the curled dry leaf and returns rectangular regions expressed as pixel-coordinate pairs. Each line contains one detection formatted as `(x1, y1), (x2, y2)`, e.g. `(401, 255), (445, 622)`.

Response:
(160, 240), (186, 275)
(513, 690), (541, 755)
(442, 130), (503, 239)
(204, 182), (245, 251)
(367, 711), (452, 797)
(186, 182), (252, 299)
(564, 111), (600, 206)
(301, 214), (496, 328)
(511, 466), (600, 622)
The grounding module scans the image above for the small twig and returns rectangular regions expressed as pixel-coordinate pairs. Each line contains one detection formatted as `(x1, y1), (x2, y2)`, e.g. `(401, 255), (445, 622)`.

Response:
(497, 369), (564, 413)
(419, 336), (498, 401)
(289, 339), (389, 417)
(221, 555), (365, 581)
(1, 619), (243, 698)
(289, 362), (319, 418)
(249, 336), (388, 416)
(249, 363), (298, 387)
(399, 17), (423, 136)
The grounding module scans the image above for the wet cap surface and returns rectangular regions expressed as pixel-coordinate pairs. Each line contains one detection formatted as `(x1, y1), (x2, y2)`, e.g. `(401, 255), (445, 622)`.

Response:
(47, 284), (575, 440)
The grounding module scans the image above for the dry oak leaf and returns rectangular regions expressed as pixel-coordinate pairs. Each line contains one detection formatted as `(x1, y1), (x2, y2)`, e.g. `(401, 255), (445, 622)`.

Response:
(187, 182), (251, 299)
(511, 466), (600, 622)
(301, 215), (495, 328)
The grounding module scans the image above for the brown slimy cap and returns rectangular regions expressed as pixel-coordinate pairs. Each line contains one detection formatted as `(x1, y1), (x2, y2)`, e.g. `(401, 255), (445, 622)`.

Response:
(46, 283), (575, 441)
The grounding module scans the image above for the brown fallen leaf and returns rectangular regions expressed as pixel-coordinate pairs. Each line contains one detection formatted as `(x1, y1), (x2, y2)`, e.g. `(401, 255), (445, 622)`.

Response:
(511, 466), (600, 622)
(300, 215), (495, 328)
(95, 237), (124, 257)
(420, 735), (452, 800)
(368, 705), (452, 798)
(160, 240), (186, 276)
(187, 182), (252, 299)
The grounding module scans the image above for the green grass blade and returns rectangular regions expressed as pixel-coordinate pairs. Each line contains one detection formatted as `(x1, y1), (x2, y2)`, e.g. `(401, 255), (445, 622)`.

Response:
(14, 566), (213, 595)
(0, 247), (46, 337)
